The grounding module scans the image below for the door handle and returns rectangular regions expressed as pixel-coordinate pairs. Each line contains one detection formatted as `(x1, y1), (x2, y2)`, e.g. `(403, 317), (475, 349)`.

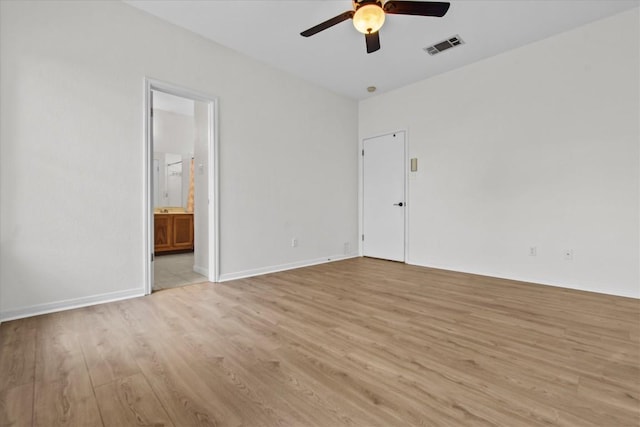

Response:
(394, 202), (404, 207)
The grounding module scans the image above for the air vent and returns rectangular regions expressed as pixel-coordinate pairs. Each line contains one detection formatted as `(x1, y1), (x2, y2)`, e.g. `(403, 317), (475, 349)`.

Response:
(424, 35), (464, 56)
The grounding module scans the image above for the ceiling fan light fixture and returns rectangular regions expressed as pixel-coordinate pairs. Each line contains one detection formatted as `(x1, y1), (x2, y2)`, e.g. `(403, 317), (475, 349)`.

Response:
(352, 4), (385, 34)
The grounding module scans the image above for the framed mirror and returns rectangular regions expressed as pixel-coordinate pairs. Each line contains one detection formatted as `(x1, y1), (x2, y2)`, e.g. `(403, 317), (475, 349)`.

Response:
(153, 152), (193, 210)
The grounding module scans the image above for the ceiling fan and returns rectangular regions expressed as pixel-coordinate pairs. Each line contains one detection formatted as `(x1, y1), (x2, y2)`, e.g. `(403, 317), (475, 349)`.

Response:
(300, 0), (451, 54)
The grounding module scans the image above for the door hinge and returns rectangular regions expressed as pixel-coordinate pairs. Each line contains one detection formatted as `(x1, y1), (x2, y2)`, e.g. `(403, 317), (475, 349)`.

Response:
(362, 234), (364, 241)
(151, 253), (154, 262)
(361, 149), (364, 156)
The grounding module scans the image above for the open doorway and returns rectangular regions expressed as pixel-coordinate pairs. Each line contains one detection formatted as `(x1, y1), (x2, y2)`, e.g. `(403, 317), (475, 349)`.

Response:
(143, 79), (219, 294)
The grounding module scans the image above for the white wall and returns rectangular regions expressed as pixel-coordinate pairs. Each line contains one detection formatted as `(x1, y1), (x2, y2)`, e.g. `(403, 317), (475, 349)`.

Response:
(0, 0), (358, 319)
(359, 9), (639, 298)
(153, 109), (195, 155)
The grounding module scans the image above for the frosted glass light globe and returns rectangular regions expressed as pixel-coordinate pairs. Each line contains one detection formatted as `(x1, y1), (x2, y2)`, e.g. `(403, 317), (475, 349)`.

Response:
(353, 4), (385, 34)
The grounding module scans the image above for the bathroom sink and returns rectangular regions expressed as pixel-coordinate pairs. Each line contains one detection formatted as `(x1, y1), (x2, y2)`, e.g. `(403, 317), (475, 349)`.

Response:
(154, 207), (189, 214)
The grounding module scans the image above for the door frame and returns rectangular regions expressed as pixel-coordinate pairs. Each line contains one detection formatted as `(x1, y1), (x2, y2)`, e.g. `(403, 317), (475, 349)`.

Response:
(359, 129), (409, 262)
(143, 78), (220, 295)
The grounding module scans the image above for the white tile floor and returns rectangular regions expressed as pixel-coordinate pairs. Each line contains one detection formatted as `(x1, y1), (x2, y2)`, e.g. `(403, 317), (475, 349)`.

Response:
(154, 252), (207, 290)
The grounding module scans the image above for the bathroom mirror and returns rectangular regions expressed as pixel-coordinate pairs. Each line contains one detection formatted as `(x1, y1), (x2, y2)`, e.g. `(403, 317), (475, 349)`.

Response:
(153, 152), (191, 209)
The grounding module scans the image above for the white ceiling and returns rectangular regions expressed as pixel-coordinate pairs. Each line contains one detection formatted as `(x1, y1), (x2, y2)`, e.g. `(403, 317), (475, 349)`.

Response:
(126, 0), (639, 100)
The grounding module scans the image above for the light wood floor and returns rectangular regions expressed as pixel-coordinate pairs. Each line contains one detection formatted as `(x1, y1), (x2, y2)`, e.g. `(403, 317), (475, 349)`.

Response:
(1, 258), (638, 426)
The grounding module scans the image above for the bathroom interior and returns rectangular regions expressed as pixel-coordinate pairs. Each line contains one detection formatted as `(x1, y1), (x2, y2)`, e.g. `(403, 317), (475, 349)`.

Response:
(152, 90), (208, 290)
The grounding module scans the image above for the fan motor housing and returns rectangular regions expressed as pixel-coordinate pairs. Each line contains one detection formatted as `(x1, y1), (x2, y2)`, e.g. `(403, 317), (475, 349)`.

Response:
(353, 0), (383, 10)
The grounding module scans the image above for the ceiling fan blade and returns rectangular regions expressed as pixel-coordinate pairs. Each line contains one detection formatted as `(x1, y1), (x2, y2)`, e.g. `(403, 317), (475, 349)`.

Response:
(300, 10), (355, 37)
(365, 31), (381, 54)
(383, 1), (450, 17)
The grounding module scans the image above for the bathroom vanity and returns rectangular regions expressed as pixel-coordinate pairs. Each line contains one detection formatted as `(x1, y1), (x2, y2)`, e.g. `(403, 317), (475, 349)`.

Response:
(154, 212), (194, 253)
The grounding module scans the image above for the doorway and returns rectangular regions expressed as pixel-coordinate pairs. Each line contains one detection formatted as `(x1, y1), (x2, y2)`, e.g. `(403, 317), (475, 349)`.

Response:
(143, 79), (219, 294)
(362, 131), (406, 262)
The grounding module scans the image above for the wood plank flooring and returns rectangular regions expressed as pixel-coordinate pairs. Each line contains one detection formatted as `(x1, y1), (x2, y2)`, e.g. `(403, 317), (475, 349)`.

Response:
(1, 257), (638, 426)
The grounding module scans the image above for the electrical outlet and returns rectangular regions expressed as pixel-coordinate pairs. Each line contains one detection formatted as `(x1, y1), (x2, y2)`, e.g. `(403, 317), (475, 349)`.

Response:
(564, 249), (573, 260)
(529, 247), (537, 256)
(291, 238), (298, 248)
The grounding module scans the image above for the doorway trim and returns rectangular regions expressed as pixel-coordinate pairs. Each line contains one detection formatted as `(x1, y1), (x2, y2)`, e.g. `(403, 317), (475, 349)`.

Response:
(359, 129), (409, 262)
(143, 78), (220, 295)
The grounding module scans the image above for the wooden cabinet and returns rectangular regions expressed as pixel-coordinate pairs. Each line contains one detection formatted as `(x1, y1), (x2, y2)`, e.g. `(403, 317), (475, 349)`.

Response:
(154, 213), (194, 253)
(154, 215), (173, 252)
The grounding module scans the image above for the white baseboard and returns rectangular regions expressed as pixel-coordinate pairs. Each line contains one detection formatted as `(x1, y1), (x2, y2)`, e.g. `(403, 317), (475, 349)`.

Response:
(405, 259), (639, 299)
(193, 265), (208, 277)
(218, 253), (359, 282)
(0, 255), (357, 321)
(0, 288), (146, 322)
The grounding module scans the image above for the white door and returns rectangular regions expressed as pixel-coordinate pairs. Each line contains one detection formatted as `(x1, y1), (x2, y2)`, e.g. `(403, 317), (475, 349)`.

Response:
(363, 131), (405, 261)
